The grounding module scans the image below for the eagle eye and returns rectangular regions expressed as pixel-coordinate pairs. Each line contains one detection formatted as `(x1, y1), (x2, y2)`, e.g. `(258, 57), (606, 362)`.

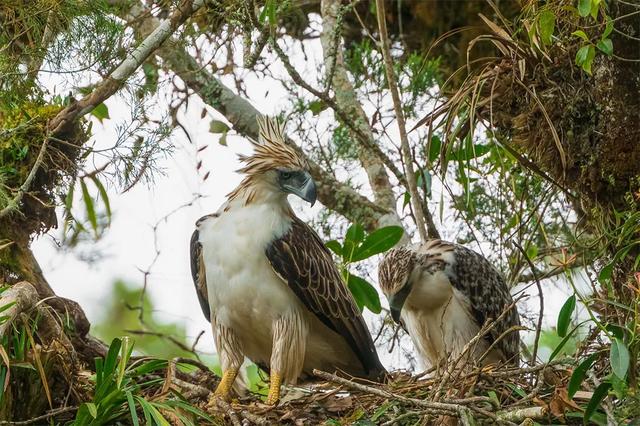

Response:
(280, 171), (293, 180)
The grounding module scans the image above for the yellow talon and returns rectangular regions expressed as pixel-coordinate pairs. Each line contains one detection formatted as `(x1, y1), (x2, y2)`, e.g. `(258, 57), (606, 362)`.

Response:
(209, 367), (239, 406)
(265, 371), (282, 406)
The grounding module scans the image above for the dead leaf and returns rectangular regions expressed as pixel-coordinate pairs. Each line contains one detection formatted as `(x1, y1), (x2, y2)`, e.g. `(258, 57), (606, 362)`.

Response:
(321, 395), (353, 413)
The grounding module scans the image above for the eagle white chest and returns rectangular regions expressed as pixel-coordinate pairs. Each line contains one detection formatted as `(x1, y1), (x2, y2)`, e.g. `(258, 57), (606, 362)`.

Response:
(197, 202), (302, 342)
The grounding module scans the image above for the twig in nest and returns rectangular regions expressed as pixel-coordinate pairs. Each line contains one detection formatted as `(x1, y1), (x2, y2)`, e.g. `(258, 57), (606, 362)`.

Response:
(215, 398), (269, 426)
(433, 298), (522, 399)
(313, 369), (495, 421)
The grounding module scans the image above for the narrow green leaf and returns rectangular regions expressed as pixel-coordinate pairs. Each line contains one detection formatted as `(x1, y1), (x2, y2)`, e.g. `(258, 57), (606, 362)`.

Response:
(402, 191), (410, 209)
(578, 0), (592, 17)
(571, 30), (589, 41)
(590, 0), (599, 19)
(428, 135), (442, 163)
(557, 295), (576, 337)
(603, 17), (614, 38)
(584, 382), (611, 424)
(0, 301), (16, 315)
(610, 338), (630, 379)
(117, 336), (134, 388)
(351, 226), (404, 262)
(91, 103), (110, 122)
(569, 353), (599, 398)
(596, 38), (613, 56)
(209, 120), (230, 134)
(126, 390), (140, 426)
(89, 175), (111, 226)
(347, 274), (381, 314)
(539, 10), (556, 45)
(80, 179), (98, 237)
(325, 240), (342, 257)
(85, 402), (98, 419)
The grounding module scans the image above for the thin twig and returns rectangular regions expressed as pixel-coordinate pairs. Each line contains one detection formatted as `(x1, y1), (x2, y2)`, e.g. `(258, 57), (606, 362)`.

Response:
(514, 242), (544, 367)
(0, 137), (49, 219)
(313, 369), (497, 421)
(375, 0), (428, 241)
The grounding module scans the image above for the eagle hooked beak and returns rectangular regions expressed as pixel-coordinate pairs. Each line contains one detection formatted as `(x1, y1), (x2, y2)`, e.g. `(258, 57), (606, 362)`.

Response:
(283, 171), (317, 206)
(388, 280), (412, 323)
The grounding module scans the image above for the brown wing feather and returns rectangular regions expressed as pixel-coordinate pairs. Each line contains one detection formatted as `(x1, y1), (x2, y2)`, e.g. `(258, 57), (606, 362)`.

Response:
(265, 217), (386, 381)
(190, 224), (210, 322)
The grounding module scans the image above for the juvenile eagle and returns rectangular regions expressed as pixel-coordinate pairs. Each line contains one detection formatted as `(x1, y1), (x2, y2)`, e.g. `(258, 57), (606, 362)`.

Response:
(378, 240), (520, 369)
(190, 116), (385, 405)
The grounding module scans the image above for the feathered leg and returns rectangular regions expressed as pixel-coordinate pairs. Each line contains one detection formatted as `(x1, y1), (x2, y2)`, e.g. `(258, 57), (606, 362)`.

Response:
(266, 310), (307, 405)
(208, 320), (243, 406)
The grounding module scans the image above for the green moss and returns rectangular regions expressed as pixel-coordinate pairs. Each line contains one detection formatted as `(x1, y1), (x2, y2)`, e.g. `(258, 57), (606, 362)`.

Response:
(0, 102), (63, 209)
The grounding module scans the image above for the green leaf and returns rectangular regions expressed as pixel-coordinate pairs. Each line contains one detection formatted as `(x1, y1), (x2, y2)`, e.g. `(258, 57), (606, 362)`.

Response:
(308, 100), (326, 116)
(598, 262), (613, 283)
(576, 45), (596, 75)
(590, 0), (599, 19)
(568, 353), (599, 398)
(85, 402), (98, 419)
(576, 45), (590, 65)
(428, 135), (441, 163)
(416, 170), (432, 198)
(571, 30), (589, 41)
(346, 223), (365, 244)
(402, 191), (410, 209)
(584, 382), (611, 424)
(343, 223), (365, 262)
(219, 131), (228, 146)
(548, 320), (588, 361)
(539, 10), (556, 45)
(117, 336), (134, 388)
(610, 338), (630, 379)
(126, 390), (140, 426)
(209, 120), (230, 133)
(557, 295), (576, 337)
(351, 226), (404, 262)
(596, 38), (613, 56)
(603, 17), (614, 38)
(89, 175), (111, 226)
(347, 274), (381, 314)
(325, 240), (342, 256)
(91, 103), (110, 122)
(80, 178), (98, 237)
(578, 0), (592, 17)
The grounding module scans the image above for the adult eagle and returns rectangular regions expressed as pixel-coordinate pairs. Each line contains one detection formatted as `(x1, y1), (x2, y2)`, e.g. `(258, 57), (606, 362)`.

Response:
(190, 116), (385, 405)
(378, 241), (520, 369)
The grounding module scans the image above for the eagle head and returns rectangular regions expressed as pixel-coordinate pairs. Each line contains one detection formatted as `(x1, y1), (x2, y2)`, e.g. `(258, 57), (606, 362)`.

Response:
(231, 116), (316, 205)
(378, 246), (417, 323)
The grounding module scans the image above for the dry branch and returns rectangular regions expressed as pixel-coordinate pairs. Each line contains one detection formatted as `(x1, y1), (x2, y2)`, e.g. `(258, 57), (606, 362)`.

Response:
(375, 0), (428, 242)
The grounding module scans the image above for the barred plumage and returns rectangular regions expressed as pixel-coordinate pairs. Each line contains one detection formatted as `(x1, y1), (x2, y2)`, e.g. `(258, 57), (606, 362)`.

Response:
(379, 240), (520, 369)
